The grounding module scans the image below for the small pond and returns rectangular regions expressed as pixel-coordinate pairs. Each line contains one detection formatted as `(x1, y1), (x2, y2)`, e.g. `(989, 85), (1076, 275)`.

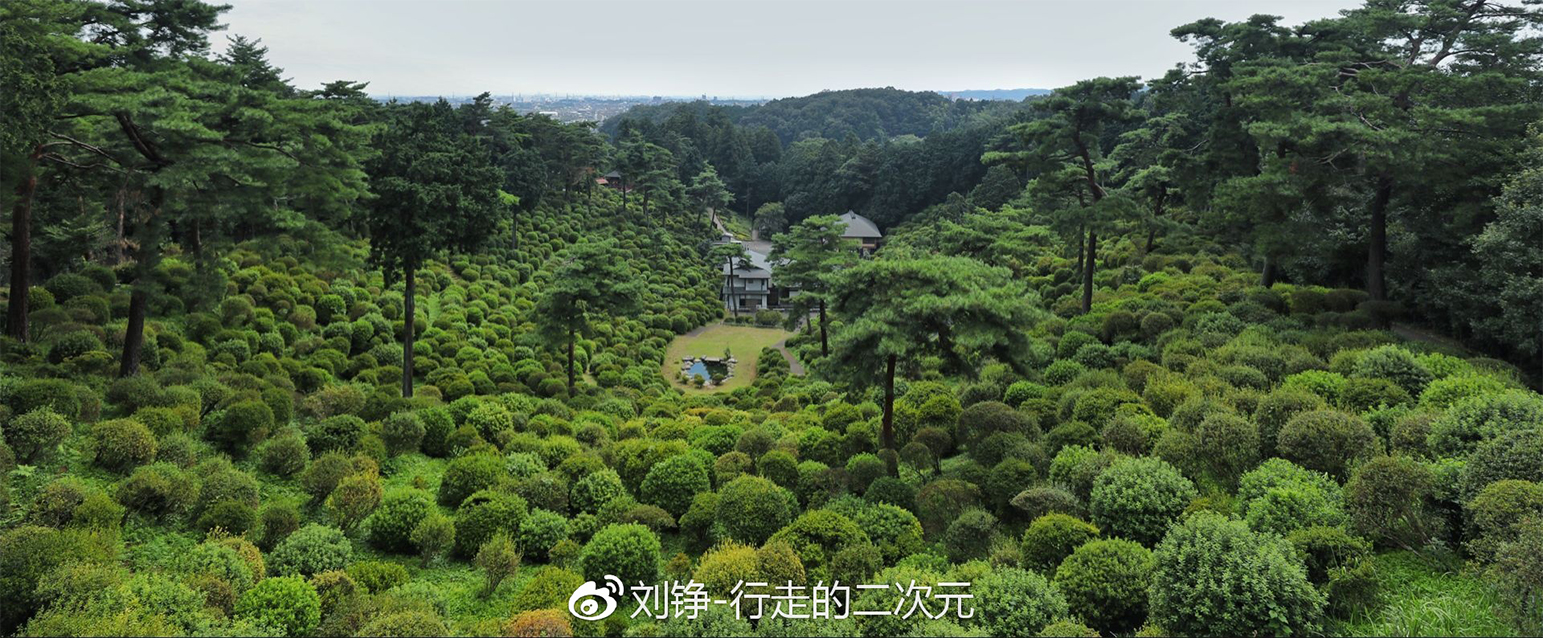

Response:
(685, 359), (728, 381)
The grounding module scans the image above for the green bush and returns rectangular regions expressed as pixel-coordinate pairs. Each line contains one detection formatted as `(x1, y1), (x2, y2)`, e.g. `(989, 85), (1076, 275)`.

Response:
(346, 559), (409, 593)
(1195, 413), (1258, 486)
(116, 462), (199, 518)
(1054, 538), (1154, 634)
(1460, 428), (1543, 502)
(269, 524), (352, 577)
(307, 414), (366, 453)
(196, 499), (258, 535)
(236, 575), (321, 636)
(1149, 512), (1325, 636)
(89, 418), (157, 473)
(1353, 345), (1432, 397)
(1340, 377), (1412, 413)
(716, 475), (793, 544)
(767, 509), (869, 579)
(570, 469), (626, 514)
(8, 379), (83, 421)
(958, 401), (1038, 448)
(454, 489), (528, 558)
(641, 454), (711, 517)
(692, 541), (759, 595)
(437, 452), (504, 506)
(845, 453), (887, 494)
(1021, 513), (1099, 573)
(1090, 457), (1197, 546)
(257, 430), (310, 477)
(4, 407), (71, 463)
(367, 488), (436, 553)
(1488, 518), (1543, 635)
(974, 567), (1069, 637)
(916, 478), (982, 538)
(1255, 387), (1326, 458)
(206, 400), (274, 456)
(1428, 391), (1543, 458)
(1465, 480), (1543, 562)
(410, 511), (455, 565)
(325, 470), (382, 532)
(517, 508), (569, 561)
(1278, 410), (1379, 481)
(1345, 456), (1438, 549)
(941, 508), (996, 563)
(579, 523), (660, 585)
(381, 411), (426, 455)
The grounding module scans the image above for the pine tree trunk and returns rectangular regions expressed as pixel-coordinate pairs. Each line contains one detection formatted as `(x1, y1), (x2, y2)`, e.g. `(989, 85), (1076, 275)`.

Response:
(119, 286), (147, 377)
(818, 298), (829, 357)
(119, 189), (163, 378)
(1145, 228), (1157, 254)
(567, 322), (576, 393)
(510, 209), (520, 252)
(1261, 254), (1279, 288)
(728, 259), (739, 318)
(1075, 224), (1085, 277)
(1367, 174), (1392, 301)
(1081, 229), (1097, 314)
(402, 266), (416, 398)
(881, 354), (897, 451)
(6, 147), (39, 342)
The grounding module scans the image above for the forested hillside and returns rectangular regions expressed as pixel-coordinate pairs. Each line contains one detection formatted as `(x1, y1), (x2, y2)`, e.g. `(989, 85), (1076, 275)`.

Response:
(2, 1), (1543, 637)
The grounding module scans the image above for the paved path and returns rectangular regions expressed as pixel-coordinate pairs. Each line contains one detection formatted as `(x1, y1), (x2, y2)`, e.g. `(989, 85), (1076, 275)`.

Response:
(773, 338), (805, 375)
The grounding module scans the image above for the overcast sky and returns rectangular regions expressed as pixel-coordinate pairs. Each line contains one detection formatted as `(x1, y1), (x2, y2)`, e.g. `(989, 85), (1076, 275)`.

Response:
(218, 0), (1362, 98)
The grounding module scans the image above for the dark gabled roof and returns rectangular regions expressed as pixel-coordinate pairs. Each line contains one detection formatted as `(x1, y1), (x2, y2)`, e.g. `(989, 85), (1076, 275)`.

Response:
(839, 211), (882, 239)
(719, 245), (775, 279)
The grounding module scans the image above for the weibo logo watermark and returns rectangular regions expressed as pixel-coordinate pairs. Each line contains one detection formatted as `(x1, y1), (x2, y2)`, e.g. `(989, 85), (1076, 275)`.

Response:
(568, 575), (624, 621)
(568, 577), (974, 622)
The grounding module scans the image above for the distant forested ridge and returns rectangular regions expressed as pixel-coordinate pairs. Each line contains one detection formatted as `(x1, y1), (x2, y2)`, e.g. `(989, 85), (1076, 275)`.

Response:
(599, 88), (1036, 230)
(938, 88), (1053, 101)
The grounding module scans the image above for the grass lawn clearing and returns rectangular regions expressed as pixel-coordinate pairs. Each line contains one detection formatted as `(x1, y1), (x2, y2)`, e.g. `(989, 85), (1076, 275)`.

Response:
(662, 322), (794, 393)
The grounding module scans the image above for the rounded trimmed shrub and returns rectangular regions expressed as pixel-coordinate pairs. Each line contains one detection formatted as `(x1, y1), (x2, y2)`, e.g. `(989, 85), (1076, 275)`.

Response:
(1149, 512), (1325, 636)
(1021, 513), (1099, 573)
(4, 408), (71, 463)
(1345, 455), (1437, 549)
(269, 524), (352, 577)
(205, 400), (274, 456)
(454, 489), (529, 558)
(766, 509), (869, 579)
(257, 431), (310, 477)
(1054, 538), (1154, 634)
(437, 452), (504, 506)
(1428, 391), (1543, 459)
(716, 475), (793, 545)
(89, 418), (157, 473)
(1460, 428), (1543, 502)
(1278, 410), (1379, 481)
(692, 541), (759, 596)
(367, 488), (435, 553)
(1090, 457), (1197, 546)
(381, 411), (426, 455)
(579, 523), (660, 585)
(571, 469), (625, 514)
(641, 454), (711, 518)
(974, 567), (1069, 637)
(916, 478), (983, 538)
(517, 508), (569, 561)
(235, 575), (321, 637)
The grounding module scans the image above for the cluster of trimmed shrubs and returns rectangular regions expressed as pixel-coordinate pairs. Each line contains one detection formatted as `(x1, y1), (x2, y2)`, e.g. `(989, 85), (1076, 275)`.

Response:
(1, 196), (1541, 637)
